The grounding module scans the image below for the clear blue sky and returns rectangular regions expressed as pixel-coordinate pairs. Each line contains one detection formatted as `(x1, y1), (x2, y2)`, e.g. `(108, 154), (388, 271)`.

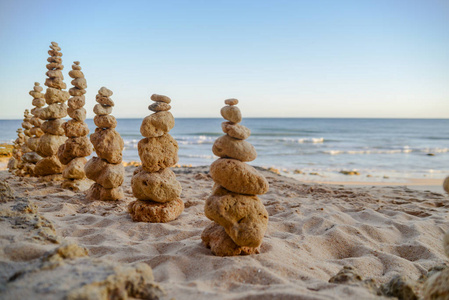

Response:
(0, 0), (448, 119)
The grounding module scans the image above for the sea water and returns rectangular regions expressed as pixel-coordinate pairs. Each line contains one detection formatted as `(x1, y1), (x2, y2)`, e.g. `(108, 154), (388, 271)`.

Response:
(1, 118), (448, 181)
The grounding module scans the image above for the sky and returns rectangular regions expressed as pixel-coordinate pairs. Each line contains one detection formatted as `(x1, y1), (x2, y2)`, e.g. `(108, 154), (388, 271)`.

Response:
(0, 0), (448, 119)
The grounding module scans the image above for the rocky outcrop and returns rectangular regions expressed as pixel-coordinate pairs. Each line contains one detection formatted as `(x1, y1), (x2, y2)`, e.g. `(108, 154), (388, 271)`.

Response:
(128, 94), (183, 223)
(202, 99), (269, 256)
(85, 87), (124, 200)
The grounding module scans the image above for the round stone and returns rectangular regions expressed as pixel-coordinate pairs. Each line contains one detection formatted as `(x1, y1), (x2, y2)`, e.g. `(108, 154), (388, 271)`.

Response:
(150, 94), (171, 103)
(71, 78), (87, 90)
(140, 111), (174, 138)
(45, 78), (66, 90)
(29, 91), (44, 99)
(32, 98), (45, 108)
(148, 102), (171, 112)
(57, 136), (93, 165)
(69, 87), (86, 96)
(128, 198), (184, 223)
(37, 134), (67, 157)
(62, 157), (87, 179)
(46, 70), (63, 79)
(221, 122), (251, 140)
(41, 119), (65, 135)
(68, 107), (87, 121)
(38, 103), (67, 120)
(84, 157), (125, 189)
(45, 88), (70, 105)
(96, 94), (115, 106)
(212, 135), (257, 162)
(93, 104), (112, 116)
(68, 96), (86, 110)
(68, 70), (84, 78)
(94, 115), (117, 129)
(98, 87), (113, 97)
(63, 120), (89, 137)
(225, 98), (239, 106)
(132, 167), (182, 203)
(90, 128), (124, 164)
(220, 106), (242, 123)
(86, 183), (124, 201)
(209, 158), (269, 195)
(34, 156), (64, 176)
(138, 134), (178, 173)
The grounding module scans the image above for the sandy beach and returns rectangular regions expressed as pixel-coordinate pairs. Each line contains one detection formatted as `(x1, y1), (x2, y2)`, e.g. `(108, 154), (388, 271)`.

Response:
(1, 165), (448, 299)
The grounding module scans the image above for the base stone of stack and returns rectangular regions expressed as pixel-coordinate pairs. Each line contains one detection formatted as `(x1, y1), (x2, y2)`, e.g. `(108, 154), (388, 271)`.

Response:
(35, 156), (64, 176)
(86, 183), (124, 201)
(128, 199), (184, 223)
(40, 173), (65, 182)
(210, 158), (269, 195)
(84, 157), (125, 189)
(61, 179), (90, 192)
(63, 157), (87, 179)
(138, 135), (178, 173)
(131, 167), (182, 203)
(201, 223), (260, 256)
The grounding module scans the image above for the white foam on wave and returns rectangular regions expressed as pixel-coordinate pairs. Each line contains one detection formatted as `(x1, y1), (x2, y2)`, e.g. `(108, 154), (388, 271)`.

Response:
(323, 147), (449, 155)
(281, 137), (324, 144)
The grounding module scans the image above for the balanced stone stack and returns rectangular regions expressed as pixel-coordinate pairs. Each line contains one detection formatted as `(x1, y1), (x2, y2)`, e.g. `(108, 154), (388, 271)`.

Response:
(35, 42), (69, 178)
(58, 61), (92, 191)
(85, 87), (124, 200)
(27, 82), (45, 153)
(201, 99), (269, 256)
(7, 129), (25, 173)
(21, 109), (41, 176)
(128, 94), (183, 223)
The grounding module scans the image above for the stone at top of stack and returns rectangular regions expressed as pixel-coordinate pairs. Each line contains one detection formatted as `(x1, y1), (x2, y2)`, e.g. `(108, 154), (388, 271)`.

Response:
(35, 42), (69, 178)
(85, 87), (125, 200)
(58, 61), (92, 191)
(128, 94), (183, 223)
(201, 99), (269, 256)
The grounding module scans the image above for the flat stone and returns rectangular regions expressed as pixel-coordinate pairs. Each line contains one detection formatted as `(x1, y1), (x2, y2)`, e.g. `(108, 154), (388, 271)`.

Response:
(37, 103), (68, 120)
(68, 70), (84, 78)
(37, 134), (67, 157)
(96, 95), (115, 106)
(30, 117), (44, 127)
(94, 115), (117, 129)
(225, 98), (239, 106)
(29, 91), (44, 99)
(201, 223), (260, 257)
(69, 87), (86, 96)
(93, 104), (112, 116)
(90, 128), (124, 164)
(41, 119), (65, 135)
(71, 78), (87, 90)
(34, 155), (64, 176)
(221, 122), (251, 140)
(138, 134), (178, 173)
(220, 106), (242, 123)
(212, 135), (257, 162)
(46, 70), (64, 79)
(205, 185), (268, 247)
(33, 83), (43, 92)
(45, 88), (70, 105)
(46, 63), (63, 70)
(26, 137), (40, 151)
(132, 167), (182, 202)
(148, 102), (171, 112)
(98, 87), (113, 97)
(22, 152), (42, 164)
(150, 94), (171, 103)
(128, 198), (184, 223)
(29, 127), (44, 138)
(47, 57), (62, 64)
(67, 107), (87, 121)
(210, 158), (269, 195)
(45, 78), (66, 90)
(63, 120), (89, 137)
(62, 157), (87, 179)
(68, 96), (86, 110)
(48, 49), (62, 57)
(140, 112), (174, 138)
(32, 98), (46, 108)
(57, 136), (93, 165)
(84, 157), (125, 189)
(86, 183), (124, 201)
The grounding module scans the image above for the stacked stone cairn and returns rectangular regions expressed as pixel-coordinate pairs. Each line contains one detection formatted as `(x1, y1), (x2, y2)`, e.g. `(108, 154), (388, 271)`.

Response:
(85, 87), (125, 200)
(201, 99), (269, 256)
(35, 42), (69, 179)
(7, 129), (26, 173)
(20, 108), (41, 176)
(128, 94), (183, 223)
(27, 82), (45, 154)
(57, 61), (92, 191)
(443, 176), (449, 194)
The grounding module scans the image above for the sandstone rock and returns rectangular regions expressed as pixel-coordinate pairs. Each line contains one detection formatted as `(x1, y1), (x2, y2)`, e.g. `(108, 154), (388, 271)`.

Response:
(33, 83), (44, 92)
(21, 121), (33, 130)
(131, 167), (182, 202)
(94, 115), (117, 129)
(62, 157), (87, 179)
(47, 56), (62, 63)
(201, 223), (260, 256)
(96, 94), (115, 106)
(221, 122), (251, 140)
(93, 104), (112, 116)
(29, 91), (45, 99)
(220, 106), (242, 123)
(68, 69), (84, 78)
(30, 117), (44, 127)
(48, 49), (62, 56)
(32, 98), (46, 108)
(27, 137), (40, 151)
(90, 128), (124, 164)
(69, 87), (86, 96)
(72, 62), (82, 70)
(140, 112), (174, 138)
(41, 119), (65, 135)
(86, 183), (124, 201)
(71, 78), (87, 89)
(45, 88), (70, 105)
(63, 120), (89, 137)
(37, 134), (67, 157)
(45, 77), (66, 90)
(98, 86), (113, 97)
(148, 102), (171, 112)
(443, 176), (449, 193)
(128, 198), (184, 223)
(150, 94), (171, 103)
(38, 103), (68, 120)
(46, 63), (63, 70)
(67, 107), (87, 121)
(205, 185), (268, 247)
(68, 96), (85, 110)
(210, 159), (269, 195)
(46, 70), (64, 79)
(84, 157), (125, 188)
(22, 152), (42, 164)
(225, 98), (239, 106)
(57, 136), (93, 165)
(212, 135), (257, 162)
(35, 156), (63, 176)
(138, 135), (178, 173)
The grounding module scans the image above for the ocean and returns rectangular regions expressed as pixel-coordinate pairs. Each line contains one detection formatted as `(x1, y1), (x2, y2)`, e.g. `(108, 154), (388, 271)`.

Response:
(1, 118), (448, 182)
